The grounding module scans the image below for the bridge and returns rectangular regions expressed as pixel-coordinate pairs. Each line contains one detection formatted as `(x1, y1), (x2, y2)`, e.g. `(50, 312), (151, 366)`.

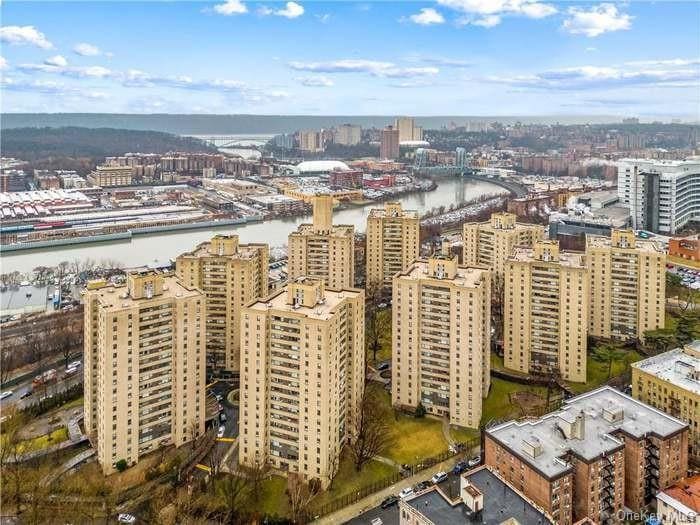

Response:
(186, 135), (267, 149)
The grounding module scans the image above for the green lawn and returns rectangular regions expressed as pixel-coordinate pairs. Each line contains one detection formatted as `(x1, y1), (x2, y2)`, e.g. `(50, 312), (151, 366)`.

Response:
(255, 475), (289, 517)
(312, 452), (396, 509)
(1, 426), (70, 454)
(481, 378), (548, 426)
(449, 425), (479, 444)
(367, 308), (392, 366)
(566, 349), (645, 394)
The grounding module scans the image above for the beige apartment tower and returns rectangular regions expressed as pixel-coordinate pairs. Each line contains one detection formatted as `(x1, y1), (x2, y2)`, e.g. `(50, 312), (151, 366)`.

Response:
(463, 212), (545, 279)
(366, 202), (420, 288)
(504, 240), (588, 383)
(288, 194), (355, 289)
(83, 271), (205, 474)
(587, 229), (666, 342)
(392, 246), (491, 428)
(239, 278), (364, 488)
(176, 234), (268, 375)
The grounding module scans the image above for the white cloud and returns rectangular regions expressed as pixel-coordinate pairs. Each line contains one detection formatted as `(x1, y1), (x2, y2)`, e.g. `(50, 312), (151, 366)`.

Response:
(73, 42), (101, 56)
(483, 58), (700, 90)
(45, 55), (68, 67)
(18, 63), (113, 78)
(472, 15), (501, 27)
(0, 25), (53, 49)
(296, 76), (334, 87)
(260, 1), (304, 18)
(213, 0), (248, 15)
(315, 13), (331, 23)
(289, 59), (438, 78)
(438, 0), (556, 27)
(563, 4), (632, 37)
(408, 8), (445, 25)
(0, 56), (7, 70)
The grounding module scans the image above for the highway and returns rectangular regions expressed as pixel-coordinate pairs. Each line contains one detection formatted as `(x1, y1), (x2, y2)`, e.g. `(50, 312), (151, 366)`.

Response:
(0, 362), (83, 411)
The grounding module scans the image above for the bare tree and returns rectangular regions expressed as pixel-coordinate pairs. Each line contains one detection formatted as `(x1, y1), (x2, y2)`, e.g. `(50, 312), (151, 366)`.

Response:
(0, 407), (27, 510)
(207, 443), (226, 478)
(350, 387), (391, 471)
(491, 273), (505, 341)
(286, 473), (314, 524)
(365, 284), (390, 365)
(239, 452), (268, 506)
(215, 474), (252, 524)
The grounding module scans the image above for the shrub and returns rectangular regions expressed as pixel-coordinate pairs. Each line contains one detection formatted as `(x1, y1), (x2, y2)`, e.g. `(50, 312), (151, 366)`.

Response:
(115, 459), (128, 472)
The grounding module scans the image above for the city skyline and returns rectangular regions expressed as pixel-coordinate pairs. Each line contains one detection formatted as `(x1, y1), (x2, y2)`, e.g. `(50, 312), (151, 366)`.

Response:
(1, 1), (699, 118)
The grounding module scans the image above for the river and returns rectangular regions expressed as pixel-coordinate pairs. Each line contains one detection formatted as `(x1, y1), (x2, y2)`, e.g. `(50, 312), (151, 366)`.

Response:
(0, 177), (504, 274)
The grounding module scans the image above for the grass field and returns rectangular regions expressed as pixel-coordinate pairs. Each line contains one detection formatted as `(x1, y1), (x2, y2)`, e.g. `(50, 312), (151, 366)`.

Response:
(312, 452), (397, 509)
(256, 475), (290, 517)
(1, 426), (70, 454)
(566, 349), (644, 394)
(481, 378), (548, 426)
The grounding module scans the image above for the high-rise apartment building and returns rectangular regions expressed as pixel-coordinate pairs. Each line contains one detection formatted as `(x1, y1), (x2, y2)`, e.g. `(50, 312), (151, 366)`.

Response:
(298, 130), (323, 152)
(176, 235), (268, 375)
(239, 278), (364, 488)
(586, 230), (666, 342)
(463, 213), (546, 279)
(392, 249), (491, 428)
(366, 202), (420, 288)
(333, 124), (362, 146)
(485, 387), (689, 525)
(84, 271), (205, 474)
(504, 241), (588, 383)
(288, 194), (354, 289)
(617, 158), (700, 234)
(632, 340), (700, 464)
(380, 126), (400, 160)
(394, 117), (423, 142)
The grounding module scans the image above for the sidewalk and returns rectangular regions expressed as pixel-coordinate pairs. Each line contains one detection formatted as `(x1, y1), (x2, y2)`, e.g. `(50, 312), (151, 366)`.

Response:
(313, 455), (461, 524)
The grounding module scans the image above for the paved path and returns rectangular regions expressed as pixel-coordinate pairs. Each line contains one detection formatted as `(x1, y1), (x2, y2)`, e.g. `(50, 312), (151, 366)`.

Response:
(42, 449), (95, 486)
(313, 455), (461, 524)
(441, 417), (455, 447)
(374, 455), (400, 469)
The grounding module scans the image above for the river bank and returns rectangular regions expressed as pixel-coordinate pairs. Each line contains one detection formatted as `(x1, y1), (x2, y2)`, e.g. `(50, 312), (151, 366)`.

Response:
(0, 177), (503, 274)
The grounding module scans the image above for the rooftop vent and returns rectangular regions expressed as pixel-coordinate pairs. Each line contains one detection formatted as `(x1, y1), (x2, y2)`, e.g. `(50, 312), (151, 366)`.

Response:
(522, 436), (544, 458)
(602, 406), (624, 424)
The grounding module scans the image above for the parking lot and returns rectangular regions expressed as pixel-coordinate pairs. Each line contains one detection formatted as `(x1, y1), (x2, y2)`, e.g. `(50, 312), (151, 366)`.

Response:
(668, 263), (700, 289)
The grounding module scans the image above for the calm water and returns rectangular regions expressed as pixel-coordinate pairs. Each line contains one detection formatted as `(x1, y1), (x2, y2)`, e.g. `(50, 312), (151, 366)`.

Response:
(0, 177), (503, 274)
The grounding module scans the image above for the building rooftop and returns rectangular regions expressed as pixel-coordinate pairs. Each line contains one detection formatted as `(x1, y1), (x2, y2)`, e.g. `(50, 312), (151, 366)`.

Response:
(398, 258), (489, 288)
(247, 194), (300, 205)
(246, 280), (361, 321)
(658, 475), (700, 514)
(487, 386), (688, 479)
(405, 466), (552, 525)
(367, 202), (419, 219)
(179, 238), (267, 260)
(619, 158), (700, 174)
(293, 160), (351, 174)
(510, 246), (586, 268)
(88, 272), (200, 311)
(290, 223), (355, 238)
(632, 343), (700, 396)
(586, 232), (665, 253)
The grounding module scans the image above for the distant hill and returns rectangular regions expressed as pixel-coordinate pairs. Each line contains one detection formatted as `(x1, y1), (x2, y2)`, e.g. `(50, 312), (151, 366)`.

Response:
(0, 113), (625, 135)
(1, 127), (218, 161)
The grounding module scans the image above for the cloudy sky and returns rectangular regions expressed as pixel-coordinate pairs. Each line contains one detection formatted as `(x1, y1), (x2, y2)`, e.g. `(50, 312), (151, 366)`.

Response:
(1, 1), (699, 118)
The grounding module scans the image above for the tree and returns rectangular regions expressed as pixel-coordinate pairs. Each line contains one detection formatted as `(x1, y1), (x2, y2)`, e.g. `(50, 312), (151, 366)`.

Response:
(115, 459), (128, 472)
(286, 473), (314, 524)
(491, 273), (506, 341)
(0, 407), (27, 511)
(415, 403), (426, 418)
(644, 329), (677, 355)
(592, 343), (627, 379)
(240, 453), (268, 506)
(365, 284), (390, 365)
(675, 313), (698, 345)
(350, 387), (391, 471)
(215, 474), (252, 524)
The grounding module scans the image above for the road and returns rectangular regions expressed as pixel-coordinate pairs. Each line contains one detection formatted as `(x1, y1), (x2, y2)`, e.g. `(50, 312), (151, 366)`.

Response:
(345, 466), (472, 525)
(0, 361), (83, 411)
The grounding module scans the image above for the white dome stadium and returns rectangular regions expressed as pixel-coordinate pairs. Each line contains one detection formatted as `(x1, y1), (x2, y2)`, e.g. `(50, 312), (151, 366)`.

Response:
(293, 160), (351, 174)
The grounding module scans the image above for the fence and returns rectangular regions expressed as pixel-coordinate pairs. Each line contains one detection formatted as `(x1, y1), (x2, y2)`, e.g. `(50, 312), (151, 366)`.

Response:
(309, 438), (480, 518)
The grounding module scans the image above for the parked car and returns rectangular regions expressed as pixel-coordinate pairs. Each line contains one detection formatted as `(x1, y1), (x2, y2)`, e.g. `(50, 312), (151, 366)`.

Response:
(467, 455), (481, 467)
(452, 461), (468, 475)
(117, 514), (136, 524)
(398, 487), (414, 500)
(431, 471), (448, 484)
(380, 495), (399, 509)
(217, 426), (225, 438)
(0, 391), (13, 400)
(20, 391), (33, 399)
(377, 362), (390, 371)
(371, 519), (383, 525)
(220, 413), (227, 423)
(414, 480), (430, 492)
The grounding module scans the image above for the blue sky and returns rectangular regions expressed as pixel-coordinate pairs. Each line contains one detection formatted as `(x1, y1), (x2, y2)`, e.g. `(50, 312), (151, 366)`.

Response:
(1, 1), (699, 118)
